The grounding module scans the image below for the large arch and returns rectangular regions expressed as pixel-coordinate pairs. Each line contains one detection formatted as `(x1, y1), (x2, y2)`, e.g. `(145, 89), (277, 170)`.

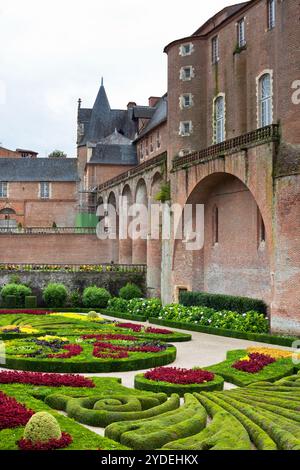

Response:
(119, 184), (133, 264)
(147, 172), (164, 297)
(172, 172), (271, 304)
(132, 178), (148, 265)
(107, 191), (119, 263)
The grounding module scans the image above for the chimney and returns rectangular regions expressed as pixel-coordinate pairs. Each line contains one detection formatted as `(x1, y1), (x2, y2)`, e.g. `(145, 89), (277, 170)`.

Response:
(127, 102), (137, 109)
(148, 96), (160, 107)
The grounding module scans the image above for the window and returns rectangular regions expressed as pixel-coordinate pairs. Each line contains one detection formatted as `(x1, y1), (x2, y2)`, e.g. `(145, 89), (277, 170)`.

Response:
(213, 206), (219, 245)
(268, 0), (276, 29)
(258, 210), (266, 245)
(212, 36), (219, 64)
(237, 19), (246, 47)
(40, 182), (50, 199)
(0, 182), (8, 198)
(214, 96), (225, 143)
(180, 94), (193, 108)
(150, 136), (154, 153)
(180, 43), (193, 56)
(145, 138), (149, 157)
(179, 121), (192, 136)
(180, 66), (194, 81)
(156, 131), (161, 149)
(259, 74), (272, 127)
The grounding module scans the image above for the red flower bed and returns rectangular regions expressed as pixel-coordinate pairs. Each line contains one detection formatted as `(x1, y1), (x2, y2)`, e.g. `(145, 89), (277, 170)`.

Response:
(0, 391), (34, 429)
(0, 310), (50, 315)
(232, 353), (276, 373)
(82, 333), (138, 341)
(48, 344), (83, 359)
(93, 348), (129, 359)
(18, 432), (73, 450)
(0, 370), (94, 388)
(93, 341), (163, 354)
(144, 367), (215, 385)
(116, 323), (143, 332)
(146, 327), (173, 335)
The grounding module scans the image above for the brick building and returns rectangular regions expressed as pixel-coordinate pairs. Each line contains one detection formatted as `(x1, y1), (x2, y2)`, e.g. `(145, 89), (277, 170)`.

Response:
(1, 0), (299, 334)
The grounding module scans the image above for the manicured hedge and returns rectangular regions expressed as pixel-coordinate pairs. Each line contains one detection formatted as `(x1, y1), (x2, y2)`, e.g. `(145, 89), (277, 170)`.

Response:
(105, 393), (207, 450)
(101, 310), (148, 322)
(149, 317), (298, 347)
(134, 373), (224, 396)
(179, 291), (267, 315)
(2, 346), (177, 374)
(47, 393), (176, 428)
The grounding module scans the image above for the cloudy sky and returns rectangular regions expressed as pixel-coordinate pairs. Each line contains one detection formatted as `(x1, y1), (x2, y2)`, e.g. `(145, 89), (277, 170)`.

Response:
(0, 0), (240, 157)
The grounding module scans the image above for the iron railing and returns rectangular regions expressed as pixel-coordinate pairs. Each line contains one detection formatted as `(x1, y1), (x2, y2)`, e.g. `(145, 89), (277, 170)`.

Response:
(172, 124), (280, 170)
(0, 263), (147, 273)
(0, 227), (97, 235)
(97, 152), (167, 192)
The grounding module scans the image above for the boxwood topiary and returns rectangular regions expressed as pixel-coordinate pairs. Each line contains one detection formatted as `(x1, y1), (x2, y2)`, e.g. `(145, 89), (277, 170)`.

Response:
(119, 283), (143, 300)
(23, 412), (62, 443)
(82, 287), (111, 309)
(1, 283), (32, 307)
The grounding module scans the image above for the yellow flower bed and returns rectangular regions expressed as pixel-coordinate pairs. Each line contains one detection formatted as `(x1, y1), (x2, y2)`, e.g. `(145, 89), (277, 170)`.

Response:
(0, 325), (39, 334)
(247, 346), (300, 360)
(37, 335), (69, 343)
(50, 312), (104, 322)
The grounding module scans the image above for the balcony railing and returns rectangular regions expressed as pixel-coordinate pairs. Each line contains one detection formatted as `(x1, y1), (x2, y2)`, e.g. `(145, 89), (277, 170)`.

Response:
(0, 227), (97, 235)
(0, 263), (147, 273)
(172, 124), (280, 171)
(97, 152), (167, 192)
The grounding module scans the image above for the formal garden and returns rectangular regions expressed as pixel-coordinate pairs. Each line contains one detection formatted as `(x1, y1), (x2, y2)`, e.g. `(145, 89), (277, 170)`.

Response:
(0, 277), (300, 451)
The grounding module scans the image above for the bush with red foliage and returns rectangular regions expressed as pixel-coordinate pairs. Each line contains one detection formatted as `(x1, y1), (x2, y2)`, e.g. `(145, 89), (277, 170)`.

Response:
(232, 353), (276, 373)
(0, 391), (34, 430)
(82, 333), (138, 341)
(0, 310), (49, 315)
(47, 344), (83, 359)
(116, 323), (142, 332)
(144, 367), (215, 385)
(145, 327), (173, 335)
(18, 432), (73, 450)
(0, 370), (94, 388)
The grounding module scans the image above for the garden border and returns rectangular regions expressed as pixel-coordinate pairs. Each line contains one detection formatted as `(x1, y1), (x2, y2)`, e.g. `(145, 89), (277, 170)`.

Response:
(134, 373), (224, 396)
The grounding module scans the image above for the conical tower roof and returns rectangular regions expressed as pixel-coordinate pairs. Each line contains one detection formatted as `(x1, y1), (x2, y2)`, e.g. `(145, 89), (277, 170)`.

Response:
(87, 78), (111, 142)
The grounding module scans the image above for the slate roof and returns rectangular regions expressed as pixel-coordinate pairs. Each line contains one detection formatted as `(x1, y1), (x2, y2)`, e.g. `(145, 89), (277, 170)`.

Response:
(89, 144), (137, 166)
(0, 158), (79, 182)
(135, 95), (167, 141)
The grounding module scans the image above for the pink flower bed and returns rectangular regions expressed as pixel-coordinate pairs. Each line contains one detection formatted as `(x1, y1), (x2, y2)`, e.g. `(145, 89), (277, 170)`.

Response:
(144, 367), (215, 385)
(18, 432), (73, 450)
(47, 344), (83, 359)
(232, 353), (276, 373)
(0, 391), (34, 429)
(0, 370), (95, 388)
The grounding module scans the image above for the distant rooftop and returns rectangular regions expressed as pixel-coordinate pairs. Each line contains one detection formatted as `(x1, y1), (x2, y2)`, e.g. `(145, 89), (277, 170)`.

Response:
(0, 158), (79, 182)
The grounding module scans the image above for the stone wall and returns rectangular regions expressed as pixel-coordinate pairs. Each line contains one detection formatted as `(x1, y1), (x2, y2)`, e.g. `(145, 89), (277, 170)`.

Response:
(0, 270), (146, 305)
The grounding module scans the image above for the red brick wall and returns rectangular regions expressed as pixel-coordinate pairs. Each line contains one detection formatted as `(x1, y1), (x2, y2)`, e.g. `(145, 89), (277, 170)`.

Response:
(0, 234), (111, 264)
(136, 122), (168, 163)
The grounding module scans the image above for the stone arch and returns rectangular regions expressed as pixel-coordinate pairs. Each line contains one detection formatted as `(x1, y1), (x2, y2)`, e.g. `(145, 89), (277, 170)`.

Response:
(119, 184), (133, 264)
(107, 191), (119, 263)
(0, 207), (17, 228)
(172, 171), (271, 304)
(132, 178), (148, 264)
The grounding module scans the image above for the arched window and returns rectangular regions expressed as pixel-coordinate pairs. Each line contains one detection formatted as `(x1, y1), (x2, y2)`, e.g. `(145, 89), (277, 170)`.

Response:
(213, 206), (219, 245)
(214, 96), (225, 143)
(259, 74), (272, 127)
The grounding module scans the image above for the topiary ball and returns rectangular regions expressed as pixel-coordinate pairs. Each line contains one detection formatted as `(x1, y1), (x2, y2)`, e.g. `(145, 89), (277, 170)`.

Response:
(23, 412), (62, 443)
(88, 311), (100, 320)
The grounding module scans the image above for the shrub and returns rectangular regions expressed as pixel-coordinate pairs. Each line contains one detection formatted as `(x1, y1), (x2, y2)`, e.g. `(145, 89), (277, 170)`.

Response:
(43, 283), (68, 308)
(1, 283), (32, 307)
(23, 412), (62, 443)
(119, 283), (143, 300)
(69, 289), (82, 308)
(179, 291), (267, 315)
(82, 287), (111, 308)
(25, 296), (37, 309)
(108, 297), (129, 312)
(5, 295), (17, 308)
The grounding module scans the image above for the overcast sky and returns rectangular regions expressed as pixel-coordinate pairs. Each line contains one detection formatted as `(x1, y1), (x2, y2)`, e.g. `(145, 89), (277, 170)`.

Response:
(0, 0), (240, 157)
